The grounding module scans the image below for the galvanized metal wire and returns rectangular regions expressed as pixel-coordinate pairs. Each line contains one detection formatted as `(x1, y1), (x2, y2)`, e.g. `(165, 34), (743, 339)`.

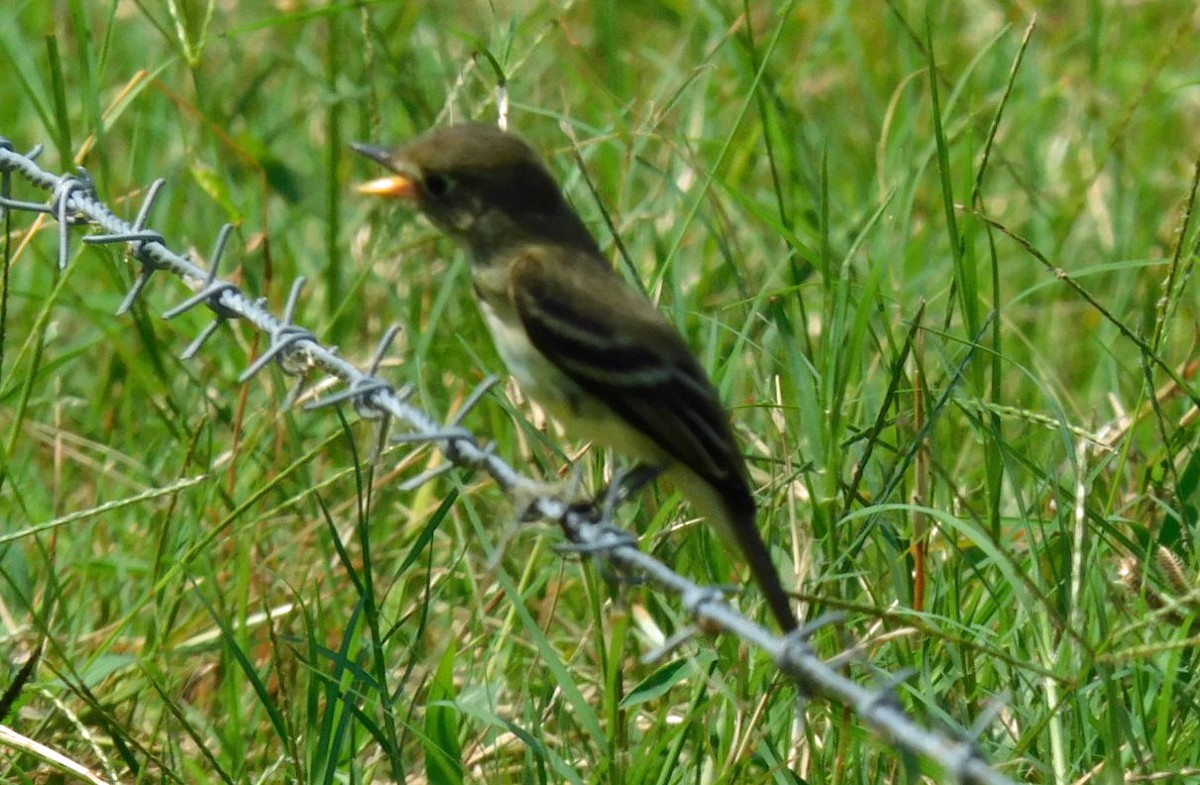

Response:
(0, 137), (1023, 785)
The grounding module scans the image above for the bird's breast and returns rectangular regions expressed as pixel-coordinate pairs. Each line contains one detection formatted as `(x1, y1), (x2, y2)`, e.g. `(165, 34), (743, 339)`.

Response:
(478, 298), (572, 404)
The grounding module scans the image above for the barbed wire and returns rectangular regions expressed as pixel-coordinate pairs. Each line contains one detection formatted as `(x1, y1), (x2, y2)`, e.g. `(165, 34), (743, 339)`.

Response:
(0, 138), (1023, 785)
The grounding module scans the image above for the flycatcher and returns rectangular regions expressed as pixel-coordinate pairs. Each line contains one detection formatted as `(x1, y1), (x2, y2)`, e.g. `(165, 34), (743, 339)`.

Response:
(353, 123), (797, 631)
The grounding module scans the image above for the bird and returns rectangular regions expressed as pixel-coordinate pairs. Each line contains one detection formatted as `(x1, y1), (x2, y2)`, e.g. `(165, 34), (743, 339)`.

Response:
(352, 123), (797, 631)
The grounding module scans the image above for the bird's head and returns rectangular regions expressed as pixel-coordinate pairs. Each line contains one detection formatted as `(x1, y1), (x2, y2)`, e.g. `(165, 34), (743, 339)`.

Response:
(353, 123), (600, 263)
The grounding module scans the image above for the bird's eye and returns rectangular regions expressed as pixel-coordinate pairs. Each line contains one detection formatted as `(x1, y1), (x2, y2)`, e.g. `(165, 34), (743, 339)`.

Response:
(423, 171), (453, 198)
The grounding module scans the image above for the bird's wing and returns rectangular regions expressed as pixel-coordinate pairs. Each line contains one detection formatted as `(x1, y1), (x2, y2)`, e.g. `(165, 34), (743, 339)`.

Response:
(509, 247), (745, 490)
(511, 248), (799, 632)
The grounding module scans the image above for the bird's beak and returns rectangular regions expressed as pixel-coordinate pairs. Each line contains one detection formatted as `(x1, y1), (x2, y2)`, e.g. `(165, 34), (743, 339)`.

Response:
(356, 174), (417, 199)
(351, 142), (418, 199)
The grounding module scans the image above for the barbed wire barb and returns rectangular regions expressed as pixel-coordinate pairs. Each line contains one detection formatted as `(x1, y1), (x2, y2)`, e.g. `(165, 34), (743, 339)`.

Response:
(794, 611), (847, 640)
(51, 169), (97, 270)
(640, 624), (702, 665)
(0, 138), (11, 220)
(83, 178), (169, 314)
(397, 459), (462, 493)
(163, 223), (243, 359)
(451, 373), (500, 428)
(869, 668), (917, 710)
(238, 276), (318, 384)
(304, 376), (405, 413)
(302, 324), (407, 462)
(0, 140), (46, 217)
(0, 140), (1025, 785)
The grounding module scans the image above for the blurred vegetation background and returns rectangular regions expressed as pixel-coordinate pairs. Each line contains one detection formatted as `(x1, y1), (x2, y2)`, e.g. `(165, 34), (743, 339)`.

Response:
(1, 1), (1198, 783)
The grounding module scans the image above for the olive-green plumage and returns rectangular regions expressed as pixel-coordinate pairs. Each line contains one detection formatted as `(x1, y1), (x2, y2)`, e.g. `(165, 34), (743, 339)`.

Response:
(354, 124), (797, 631)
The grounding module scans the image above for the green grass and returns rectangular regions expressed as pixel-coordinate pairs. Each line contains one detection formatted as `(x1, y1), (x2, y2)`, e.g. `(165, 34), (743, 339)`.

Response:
(2, 1), (1199, 783)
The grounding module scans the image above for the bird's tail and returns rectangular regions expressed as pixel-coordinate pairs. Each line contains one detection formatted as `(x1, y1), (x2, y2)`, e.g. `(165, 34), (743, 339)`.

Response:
(671, 466), (798, 631)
